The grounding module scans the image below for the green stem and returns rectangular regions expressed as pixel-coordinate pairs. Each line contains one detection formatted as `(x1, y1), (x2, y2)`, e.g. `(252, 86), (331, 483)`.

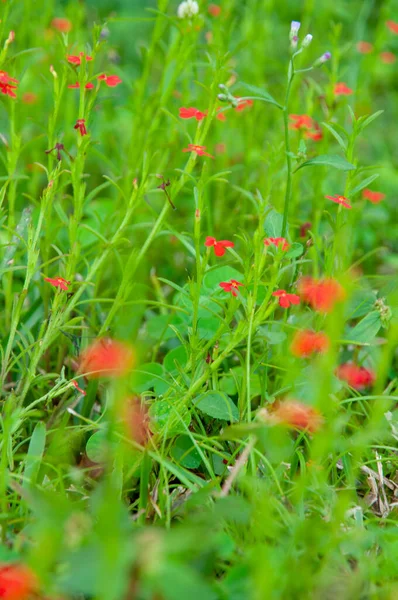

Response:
(281, 62), (295, 238)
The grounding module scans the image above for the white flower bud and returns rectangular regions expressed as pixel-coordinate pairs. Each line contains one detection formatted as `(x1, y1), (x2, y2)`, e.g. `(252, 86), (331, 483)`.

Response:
(302, 34), (313, 48)
(177, 0), (199, 18)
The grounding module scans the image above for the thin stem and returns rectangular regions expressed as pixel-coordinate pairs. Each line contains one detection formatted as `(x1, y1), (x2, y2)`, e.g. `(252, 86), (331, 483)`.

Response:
(281, 61), (295, 237)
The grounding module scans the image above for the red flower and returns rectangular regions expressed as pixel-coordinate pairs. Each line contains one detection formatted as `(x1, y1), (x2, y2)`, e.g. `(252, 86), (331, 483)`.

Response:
(78, 338), (135, 379)
(71, 379), (86, 395)
(264, 237), (289, 251)
(0, 563), (37, 600)
(74, 118), (87, 136)
(272, 289), (300, 308)
(51, 17), (72, 32)
(305, 124), (323, 141)
(290, 330), (330, 357)
(179, 107), (207, 121)
(386, 20), (398, 34)
(356, 41), (373, 54)
(98, 74), (123, 87)
(0, 71), (18, 99)
(123, 397), (151, 446)
(235, 98), (253, 112)
(336, 363), (375, 390)
(68, 82), (95, 89)
(182, 144), (214, 158)
(269, 400), (323, 433)
(380, 51), (396, 64)
(289, 114), (313, 130)
(362, 189), (385, 204)
(67, 53), (93, 66)
(299, 221), (312, 238)
(44, 276), (70, 291)
(208, 4), (221, 17)
(219, 279), (244, 297)
(334, 82), (353, 96)
(22, 92), (38, 104)
(298, 276), (345, 313)
(204, 236), (234, 257)
(216, 109), (226, 121)
(325, 194), (352, 209)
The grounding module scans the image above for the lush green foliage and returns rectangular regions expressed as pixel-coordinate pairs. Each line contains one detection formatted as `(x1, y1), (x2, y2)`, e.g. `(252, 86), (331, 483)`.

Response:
(0, 0), (397, 598)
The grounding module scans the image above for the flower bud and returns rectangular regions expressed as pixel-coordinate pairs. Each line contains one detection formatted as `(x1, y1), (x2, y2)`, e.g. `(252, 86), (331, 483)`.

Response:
(302, 34), (313, 48)
(314, 51), (331, 66)
(50, 64), (58, 78)
(217, 93), (228, 102)
(289, 20), (301, 49)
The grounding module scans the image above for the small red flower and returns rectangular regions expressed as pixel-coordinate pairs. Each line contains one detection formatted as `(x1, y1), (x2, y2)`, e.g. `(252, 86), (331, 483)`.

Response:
(289, 114), (313, 130)
(380, 51), (396, 64)
(356, 41), (373, 54)
(182, 144), (214, 158)
(299, 221), (312, 238)
(269, 400), (323, 433)
(123, 397), (151, 446)
(264, 237), (289, 251)
(68, 82), (95, 89)
(219, 279), (244, 297)
(74, 118), (87, 136)
(272, 289), (300, 308)
(208, 4), (221, 17)
(216, 109), (226, 121)
(334, 82), (353, 96)
(325, 194), (352, 209)
(336, 363), (375, 390)
(22, 92), (37, 104)
(78, 338), (135, 379)
(51, 17), (72, 32)
(179, 107), (207, 121)
(362, 189), (385, 204)
(98, 74), (123, 87)
(234, 98), (253, 112)
(0, 71), (19, 99)
(386, 20), (398, 34)
(44, 276), (70, 291)
(0, 563), (38, 600)
(71, 379), (86, 395)
(290, 330), (330, 357)
(298, 276), (345, 313)
(67, 53), (93, 66)
(305, 124), (323, 141)
(204, 236), (234, 257)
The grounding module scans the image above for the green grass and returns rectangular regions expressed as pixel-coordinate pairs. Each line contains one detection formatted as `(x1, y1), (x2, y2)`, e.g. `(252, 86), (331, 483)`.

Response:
(0, 0), (398, 598)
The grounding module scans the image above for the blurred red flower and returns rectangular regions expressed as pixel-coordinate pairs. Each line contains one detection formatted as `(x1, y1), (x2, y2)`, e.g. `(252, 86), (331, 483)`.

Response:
(298, 276), (345, 313)
(264, 237), (289, 251)
(270, 400), (323, 432)
(356, 41), (373, 54)
(205, 236), (234, 256)
(362, 189), (385, 203)
(290, 330), (329, 357)
(272, 289), (300, 308)
(386, 20), (398, 34)
(380, 51), (396, 64)
(334, 82), (353, 96)
(51, 17), (72, 32)
(208, 4), (221, 17)
(179, 107), (207, 121)
(305, 125), (323, 141)
(68, 82), (94, 89)
(325, 194), (352, 209)
(44, 276), (70, 291)
(22, 92), (38, 104)
(289, 114), (313, 130)
(67, 53), (93, 66)
(78, 338), (135, 379)
(0, 71), (18, 98)
(182, 144), (214, 158)
(0, 563), (37, 600)
(98, 74), (123, 87)
(123, 397), (151, 446)
(336, 363), (375, 389)
(219, 279), (244, 297)
(299, 221), (312, 238)
(235, 98), (253, 112)
(74, 118), (87, 136)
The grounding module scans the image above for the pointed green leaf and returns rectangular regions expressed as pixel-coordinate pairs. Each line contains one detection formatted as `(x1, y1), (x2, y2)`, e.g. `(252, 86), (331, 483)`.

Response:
(295, 154), (356, 172)
(194, 391), (239, 421)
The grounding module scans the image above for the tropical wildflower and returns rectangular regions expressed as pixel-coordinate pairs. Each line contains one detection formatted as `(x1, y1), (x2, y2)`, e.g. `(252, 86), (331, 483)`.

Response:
(68, 82), (94, 89)
(336, 363), (375, 389)
(0, 71), (18, 98)
(179, 107), (207, 121)
(264, 237), (289, 251)
(325, 194), (352, 209)
(98, 74), (123, 87)
(208, 4), (221, 17)
(356, 41), (373, 54)
(182, 144), (214, 158)
(219, 279), (244, 297)
(67, 53), (93, 66)
(290, 330), (329, 357)
(264, 400), (323, 433)
(205, 236), (234, 257)
(298, 276), (345, 313)
(44, 276), (70, 291)
(380, 51), (395, 64)
(0, 563), (38, 600)
(78, 338), (135, 379)
(334, 82), (353, 96)
(74, 118), (87, 136)
(299, 222), (312, 238)
(362, 189), (385, 203)
(272, 290), (300, 308)
(51, 17), (72, 32)
(289, 114), (313, 130)
(386, 20), (398, 34)
(235, 98), (254, 112)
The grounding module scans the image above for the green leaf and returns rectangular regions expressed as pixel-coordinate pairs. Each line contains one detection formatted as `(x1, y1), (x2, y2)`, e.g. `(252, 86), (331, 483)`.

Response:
(237, 82), (282, 109)
(23, 422), (46, 489)
(285, 242), (304, 259)
(171, 435), (202, 469)
(86, 430), (108, 463)
(295, 154), (356, 172)
(132, 362), (165, 393)
(321, 122), (347, 151)
(149, 399), (191, 436)
(349, 174), (380, 197)
(356, 110), (383, 134)
(194, 391), (239, 422)
(263, 208), (284, 238)
(163, 345), (188, 373)
(347, 311), (382, 344)
(203, 266), (243, 291)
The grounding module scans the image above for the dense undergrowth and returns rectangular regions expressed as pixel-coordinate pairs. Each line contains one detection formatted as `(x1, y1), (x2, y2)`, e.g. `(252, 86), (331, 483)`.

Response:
(0, 0), (398, 598)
